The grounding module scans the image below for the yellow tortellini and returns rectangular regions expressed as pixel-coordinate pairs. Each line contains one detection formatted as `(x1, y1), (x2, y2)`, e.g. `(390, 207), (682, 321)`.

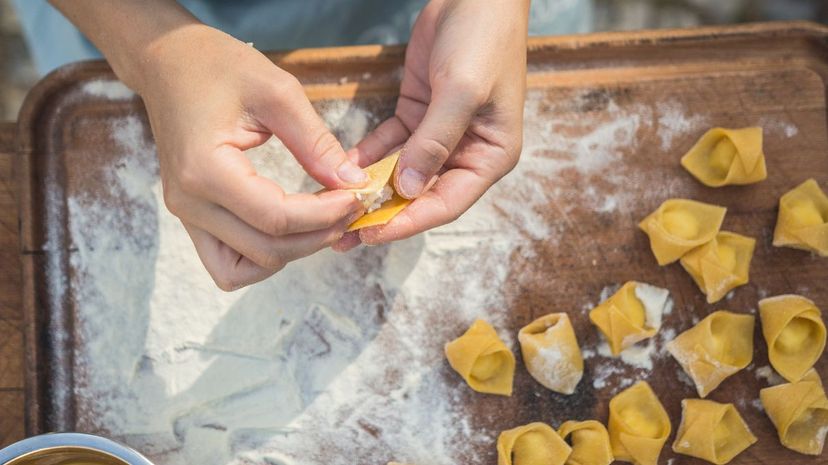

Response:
(671, 399), (757, 465)
(589, 282), (669, 356)
(772, 178), (828, 256)
(760, 369), (828, 455)
(759, 295), (826, 382)
(497, 422), (572, 465)
(679, 231), (755, 303)
(444, 319), (515, 396)
(518, 313), (583, 395)
(558, 420), (614, 465)
(347, 151), (412, 231)
(666, 311), (754, 397)
(608, 381), (671, 465)
(680, 127), (766, 187)
(639, 199), (727, 265)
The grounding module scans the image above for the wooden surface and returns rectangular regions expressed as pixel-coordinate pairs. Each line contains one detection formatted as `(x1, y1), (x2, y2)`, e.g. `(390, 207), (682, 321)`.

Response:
(8, 21), (828, 464)
(0, 121), (24, 449)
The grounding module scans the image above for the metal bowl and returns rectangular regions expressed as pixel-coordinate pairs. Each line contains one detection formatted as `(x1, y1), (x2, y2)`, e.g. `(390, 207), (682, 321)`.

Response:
(0, 433), (153, 465)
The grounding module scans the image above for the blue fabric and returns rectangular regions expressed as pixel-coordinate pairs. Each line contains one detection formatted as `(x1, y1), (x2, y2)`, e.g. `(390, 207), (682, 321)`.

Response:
(13, 0), (592, 76)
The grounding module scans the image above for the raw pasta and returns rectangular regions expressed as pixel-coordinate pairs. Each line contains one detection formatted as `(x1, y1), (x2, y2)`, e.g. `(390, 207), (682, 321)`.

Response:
(672, 399), (757, 465)
(588, 282), (669, 356)
(760, 369), (828, 455)
(679, 231), (755, 303)
(680, 127), (766, 187)
(759, 294), (826, 382)
(444, 319), (515, 396)
(518, 313), (583, 394)
(772, 178), (828, 256)
(347, 151), (412, 231)
(639, 199), (727, 265)
(558, 420), (614, 465)
(608, 381), (671, 465)
(666, 310), (754, 397)
(497, 422), (572, 465)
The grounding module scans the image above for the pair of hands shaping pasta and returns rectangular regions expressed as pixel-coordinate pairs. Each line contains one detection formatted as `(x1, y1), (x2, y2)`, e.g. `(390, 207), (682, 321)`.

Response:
(52, 0), (529, 290)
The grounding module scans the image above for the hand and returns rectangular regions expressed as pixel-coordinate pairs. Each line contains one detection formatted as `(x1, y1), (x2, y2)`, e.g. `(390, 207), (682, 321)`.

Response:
(334, 0), (529, 251)
(141, 25), (367, 289)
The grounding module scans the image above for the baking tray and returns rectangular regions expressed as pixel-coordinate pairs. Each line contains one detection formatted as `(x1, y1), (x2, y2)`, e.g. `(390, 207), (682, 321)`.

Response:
(18, 22), (828, 464)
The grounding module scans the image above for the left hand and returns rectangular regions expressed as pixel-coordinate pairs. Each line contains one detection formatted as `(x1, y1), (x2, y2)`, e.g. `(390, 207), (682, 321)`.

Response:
(334, 0), (529, 251)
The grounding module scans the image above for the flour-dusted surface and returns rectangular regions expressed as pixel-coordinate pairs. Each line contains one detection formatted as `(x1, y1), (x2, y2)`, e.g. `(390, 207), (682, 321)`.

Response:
(34, 61), (828, 465)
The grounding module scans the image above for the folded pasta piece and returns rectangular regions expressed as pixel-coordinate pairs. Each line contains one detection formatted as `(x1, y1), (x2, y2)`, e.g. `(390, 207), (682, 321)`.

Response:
(558, 420), (614, 465)
(666, 311), (754, 398)
(518, 313), (583, 395)
(445, 319), (515, 396)
(772, 178), (828, 256)
(679, 231), (755, 303)
(680, 127), (766, 187)
(639, 199), (727, 265)
(608, 381), (671, 465)
(672, 399), (757, 465)
(347, 151), (412, 231)
(759, 294), (826, 382)
(589, 282), (670, 356)
(497, 422), (572, 465)
(760, 369), (828, 455)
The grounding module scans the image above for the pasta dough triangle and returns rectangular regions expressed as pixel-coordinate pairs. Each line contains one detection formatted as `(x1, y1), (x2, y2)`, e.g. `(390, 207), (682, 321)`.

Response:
(444, 319), (515, 396)
(759, 294), (826, 383)
(608, 381), (671, 465)
(667, 311), (754, 397)
(558, 420), (614, 465)
(672, 399), (757, 464)
(680, 127), (766, 187)
(772, 178), (828, 256)
(347, 151), (413, 231)
(497, 422), (572, 465)
(518, 313), (583, 395)
(679, 232), (755, 303)
(760, 369), (828, 455)
(589, 282), (665, 356)
(639, 199), (727, 265)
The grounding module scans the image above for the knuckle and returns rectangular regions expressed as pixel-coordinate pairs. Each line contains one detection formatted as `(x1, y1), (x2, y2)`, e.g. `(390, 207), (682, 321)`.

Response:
(412, 136), (452, 168)
(271, 74), (305, 101)
(212, 272), (241, 292)
(311, 130), (343, 164)
(176, 160), (204, 194)
(261, 247), (286, 271)
(436, 67), (490, 107)
(264, 209), (289, 236)
(162, 185), (186, 218)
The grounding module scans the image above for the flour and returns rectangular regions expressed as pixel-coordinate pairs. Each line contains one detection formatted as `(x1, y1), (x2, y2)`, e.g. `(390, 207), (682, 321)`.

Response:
(82, 79), (136, 100)
(656, 100), (707, 151)
(754, 365), (785, 386)
(64, 89), (706, 465)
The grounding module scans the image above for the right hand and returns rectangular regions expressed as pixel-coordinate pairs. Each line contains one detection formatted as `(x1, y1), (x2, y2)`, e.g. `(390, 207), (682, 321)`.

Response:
(138, 24), (367, 290)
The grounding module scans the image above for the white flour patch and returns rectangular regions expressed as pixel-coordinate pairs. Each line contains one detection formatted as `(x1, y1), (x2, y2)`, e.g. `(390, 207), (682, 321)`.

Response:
(655, 100), (707, 151)
(754, 365), (785, 386)
(758, 116), (799, 139)
(82, 79), (136, 100)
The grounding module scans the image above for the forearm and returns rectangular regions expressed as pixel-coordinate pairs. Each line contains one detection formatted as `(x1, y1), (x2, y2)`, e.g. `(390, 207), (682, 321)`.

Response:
(49, 0), (201, 93)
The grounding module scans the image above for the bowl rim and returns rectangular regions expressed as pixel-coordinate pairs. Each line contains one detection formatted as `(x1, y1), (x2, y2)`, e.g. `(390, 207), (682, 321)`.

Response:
(0, 433), (153, 465)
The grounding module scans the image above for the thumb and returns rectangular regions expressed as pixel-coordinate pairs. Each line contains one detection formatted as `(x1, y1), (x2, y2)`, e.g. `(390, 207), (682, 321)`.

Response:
(254, 75), (368, 189)
(395, 87), (479, 198)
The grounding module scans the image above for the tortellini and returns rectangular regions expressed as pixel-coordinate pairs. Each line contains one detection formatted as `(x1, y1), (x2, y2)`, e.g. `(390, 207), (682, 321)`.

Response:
(679, 231), (755, 303)
(760, 369), (828, 455)
(666, 310), (754, 397)
(445, 319), (515, 396)
(589, 282), (669, 356)
(518, 313), (583, 394)
(680, 127), (766, 187)
(759, 295), (826, 382)
(347, 151), (412, 231)
(672, 399), (757, 465)
(558, 420), (614, 465)
(772, 178), (828, 256)
(608, 381), (671, 465)
(497, 422), (572, 465)
(639, 199), (727, 265)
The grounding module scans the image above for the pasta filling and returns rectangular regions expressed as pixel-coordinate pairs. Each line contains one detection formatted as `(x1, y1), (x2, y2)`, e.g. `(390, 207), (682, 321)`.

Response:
(662, 209), (700, 239)
(708, 137), (737, 176)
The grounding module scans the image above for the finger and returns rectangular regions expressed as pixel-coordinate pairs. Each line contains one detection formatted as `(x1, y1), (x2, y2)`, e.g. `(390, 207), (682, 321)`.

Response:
(346, 116), (410, 167)
(360, 167), (490, 245)
(183, 147), (363, 236)
(395, 87), (482, 198)
(332, 231), (362, 252)
(250, 74), (368, 188)
(183, 223), (275, 291)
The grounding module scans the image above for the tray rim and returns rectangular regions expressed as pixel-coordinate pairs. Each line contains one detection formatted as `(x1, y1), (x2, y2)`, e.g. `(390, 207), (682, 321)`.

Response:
(17, 20), (828, 439)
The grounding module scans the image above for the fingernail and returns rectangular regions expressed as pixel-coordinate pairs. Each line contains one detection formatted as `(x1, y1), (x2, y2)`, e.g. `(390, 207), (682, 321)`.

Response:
(399, 168), (426, 198)
(337, 161), (368, 184)
(346, 210), (363, 224)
